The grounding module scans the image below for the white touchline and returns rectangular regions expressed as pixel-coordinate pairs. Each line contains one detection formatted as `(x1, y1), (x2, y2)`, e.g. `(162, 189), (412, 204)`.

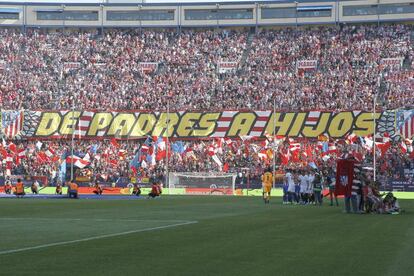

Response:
(0, 217), (192, 223)
(0, 220), (198, 256)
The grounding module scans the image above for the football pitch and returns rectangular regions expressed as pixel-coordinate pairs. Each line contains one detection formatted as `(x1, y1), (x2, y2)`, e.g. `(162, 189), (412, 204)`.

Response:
(0, 196), (413, 276)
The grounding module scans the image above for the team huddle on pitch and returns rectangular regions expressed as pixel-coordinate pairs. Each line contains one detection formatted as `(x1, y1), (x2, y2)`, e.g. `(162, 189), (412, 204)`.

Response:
(261, 167), (402, 215)
(262, 168), (335, 206)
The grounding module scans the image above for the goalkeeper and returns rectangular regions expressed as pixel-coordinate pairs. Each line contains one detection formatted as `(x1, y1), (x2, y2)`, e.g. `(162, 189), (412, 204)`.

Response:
(261, 168), (273, 204)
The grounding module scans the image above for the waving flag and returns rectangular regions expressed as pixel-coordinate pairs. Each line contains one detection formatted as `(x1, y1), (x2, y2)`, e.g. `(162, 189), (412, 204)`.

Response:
(37, 152), (48, 163)
(118, 149), (127, 159)
(376, 141), (391, 157)
(327, 143), (338, 154)
(224, 137), (233, 145)
(90, 144), (99, 154)
(0, 147), (6, 159)
(110, 138), (120, 148)
(207, 144), (216, 156)
(140, 136), (154, 153)
(346, 134), (358, 144)
(66, 154), (91, 168)
(17, 148), (26, 159)
(59, 161), (67, 182)
(185, 147), (196, 160)
(75, 153), (91, 169)
(280, 150), (289, 165)
(172, 141), (185, 154)
(8, 142), (17, 153)
(289, 143), (301, 153)
(211, 154), (223, 170)
(130, 150), (141, 169)
(397, 110), (414, 139)
(362, 136), (374, 151)
(309, 162), (318, 170)
(45, 147), (55, 159)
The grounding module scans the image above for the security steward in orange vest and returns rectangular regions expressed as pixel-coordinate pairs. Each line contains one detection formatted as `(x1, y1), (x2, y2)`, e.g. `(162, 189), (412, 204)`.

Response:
(15, 179), (25, 198)
(68, 181), (79, 199)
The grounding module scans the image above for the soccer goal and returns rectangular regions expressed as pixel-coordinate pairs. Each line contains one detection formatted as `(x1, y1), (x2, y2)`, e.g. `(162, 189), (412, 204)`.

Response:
(168, 172), (237, 195)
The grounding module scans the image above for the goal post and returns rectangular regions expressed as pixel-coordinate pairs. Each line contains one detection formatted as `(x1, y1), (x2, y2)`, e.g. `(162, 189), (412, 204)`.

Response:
(168, 172), (237, 195)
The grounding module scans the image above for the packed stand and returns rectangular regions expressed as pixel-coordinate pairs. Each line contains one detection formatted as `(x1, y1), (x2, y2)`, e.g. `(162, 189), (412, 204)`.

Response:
(245, 24), (414, 110)
(0, 24), (413, 111)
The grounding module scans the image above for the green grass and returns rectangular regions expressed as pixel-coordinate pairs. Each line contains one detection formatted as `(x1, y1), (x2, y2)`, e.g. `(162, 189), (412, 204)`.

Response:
(0, 196), (413, 276)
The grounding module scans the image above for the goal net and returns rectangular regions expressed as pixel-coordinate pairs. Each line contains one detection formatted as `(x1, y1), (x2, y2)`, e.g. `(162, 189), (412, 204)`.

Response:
(168, 172), (236, 195)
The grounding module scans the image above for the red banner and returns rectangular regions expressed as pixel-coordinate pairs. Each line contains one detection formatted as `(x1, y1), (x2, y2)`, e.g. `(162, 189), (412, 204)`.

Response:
(335, 159), (354, 196)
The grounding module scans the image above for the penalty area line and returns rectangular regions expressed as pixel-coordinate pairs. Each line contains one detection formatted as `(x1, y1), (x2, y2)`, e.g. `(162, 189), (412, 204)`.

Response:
(0, 220), (198, 256)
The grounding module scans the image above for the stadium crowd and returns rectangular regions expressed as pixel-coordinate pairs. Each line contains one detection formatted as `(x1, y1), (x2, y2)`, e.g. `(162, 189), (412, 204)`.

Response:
(0, 24), (413, 111)
(0, 23), (413, 190)
(0, 137), (412, 187)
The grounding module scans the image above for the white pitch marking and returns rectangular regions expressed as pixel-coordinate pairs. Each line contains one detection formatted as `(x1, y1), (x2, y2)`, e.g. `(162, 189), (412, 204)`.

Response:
(0, 220), (197, 255)
(0, 217), (191, 223)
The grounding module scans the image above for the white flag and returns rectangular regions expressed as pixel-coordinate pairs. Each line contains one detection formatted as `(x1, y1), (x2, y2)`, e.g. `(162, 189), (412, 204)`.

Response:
(36, 141), (43, 150)
(212, 154), (223, 169)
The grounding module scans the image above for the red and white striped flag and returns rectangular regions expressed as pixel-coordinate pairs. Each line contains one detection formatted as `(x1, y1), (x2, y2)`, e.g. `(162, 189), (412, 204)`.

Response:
(346, 134), (358, 144)
(224, 137), (233, 145)
(45, 147), (55, 159)
(289, 143), (301, 153)
(118, 149), (127, 159)
(207, 144), (216, 156)
(327, 143), (338, 154)
(141, 144), (150, 153)
(398, 111), (414, 139)
(17, 149), (26, 159)
(74, 153), (91, 169)
(15, 148), (26, 165)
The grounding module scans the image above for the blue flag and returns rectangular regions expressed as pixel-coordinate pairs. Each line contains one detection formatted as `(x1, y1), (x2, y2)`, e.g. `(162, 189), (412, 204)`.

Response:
(143, 136), (153, 146)
(130, 150), (141, 169)
(309, 162), (318, 170)
(59, 161), (67, 182)
(172, 141), (185, 154)
(90, 144), (99, 154)
(322, 142), (329, 153)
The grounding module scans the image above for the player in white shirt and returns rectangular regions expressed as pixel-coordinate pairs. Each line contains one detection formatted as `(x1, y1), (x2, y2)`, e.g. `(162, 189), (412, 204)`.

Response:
(298, 169), (309, 204)
(307, 170), (315, 204)
(284, 169), (296, 204)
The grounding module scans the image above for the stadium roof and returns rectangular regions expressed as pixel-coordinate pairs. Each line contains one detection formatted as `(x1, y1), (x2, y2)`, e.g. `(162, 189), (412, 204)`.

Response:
(0, 0), (335, 4)
(1, 0), (266, 3)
